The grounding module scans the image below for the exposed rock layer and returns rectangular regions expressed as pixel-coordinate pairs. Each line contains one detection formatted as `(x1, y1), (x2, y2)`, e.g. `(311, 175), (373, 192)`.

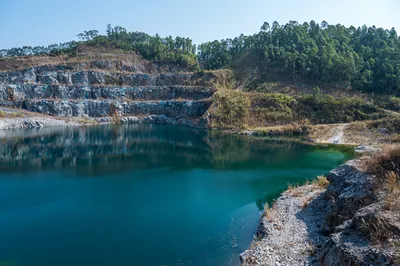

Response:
(0, 63), (218, 125)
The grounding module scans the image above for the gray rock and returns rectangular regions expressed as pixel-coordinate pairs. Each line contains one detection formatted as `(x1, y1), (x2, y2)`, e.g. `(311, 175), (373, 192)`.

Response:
(325, 163), (376, 230)
(23, 68), (36, 83)
(37, 71), (59, 85)
(142, 114), (174, 124)
(71, 71), (88, 85)
(119, 116), (140, 124)
(355, 145), (381, 154)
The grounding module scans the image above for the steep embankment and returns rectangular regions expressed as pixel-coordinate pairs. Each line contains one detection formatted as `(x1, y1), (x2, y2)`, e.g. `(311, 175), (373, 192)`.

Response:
(241, 156), (400, 266)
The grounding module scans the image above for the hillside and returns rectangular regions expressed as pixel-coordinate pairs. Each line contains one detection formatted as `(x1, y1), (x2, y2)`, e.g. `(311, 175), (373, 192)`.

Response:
(0, 21), (399, 144)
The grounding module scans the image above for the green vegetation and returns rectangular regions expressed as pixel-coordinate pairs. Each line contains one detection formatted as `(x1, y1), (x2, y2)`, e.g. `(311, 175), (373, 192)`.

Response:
(0, 110), (23, 118)
(384, 97), (400, 111)
(250, 93), (296, 125)
(212, 89), (250, 128)
(246, 89), (386, 128)
(210, 88), (388, 129)
(199, 21), (400, 95)
(0, 24), (198, 69)
(251, 124), (309, 136)
(368, 116), (400, 134)
(296, 91), (385, 124)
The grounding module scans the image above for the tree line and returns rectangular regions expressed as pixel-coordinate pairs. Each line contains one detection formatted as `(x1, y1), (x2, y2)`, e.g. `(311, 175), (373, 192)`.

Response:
(1, 21), (399, 94)
(0, 25), (198, 69)
(198, 21), (400, 94)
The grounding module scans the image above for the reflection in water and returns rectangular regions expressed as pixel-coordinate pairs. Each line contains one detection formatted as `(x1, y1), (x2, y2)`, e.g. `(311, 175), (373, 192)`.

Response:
(0, 124), (333, 174)
(0, 124), (350, 266)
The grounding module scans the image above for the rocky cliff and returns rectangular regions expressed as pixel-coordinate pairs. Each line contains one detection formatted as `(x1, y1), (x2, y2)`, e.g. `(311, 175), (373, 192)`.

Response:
(0, 56), (224, 128)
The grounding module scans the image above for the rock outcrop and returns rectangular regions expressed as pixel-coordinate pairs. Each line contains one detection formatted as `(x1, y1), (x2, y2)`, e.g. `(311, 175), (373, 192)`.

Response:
(320, 162), (399, 266)
(0, 117), (78, 130)
(241, 161), (400, 266)
(0, 62), (219, 128)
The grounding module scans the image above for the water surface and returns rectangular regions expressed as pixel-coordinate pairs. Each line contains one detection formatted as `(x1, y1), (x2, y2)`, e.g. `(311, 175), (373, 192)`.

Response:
(0, 124), (350, 266)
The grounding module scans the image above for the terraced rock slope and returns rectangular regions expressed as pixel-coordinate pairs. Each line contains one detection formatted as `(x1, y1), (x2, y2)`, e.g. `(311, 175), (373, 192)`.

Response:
(0, 58), (219, 128)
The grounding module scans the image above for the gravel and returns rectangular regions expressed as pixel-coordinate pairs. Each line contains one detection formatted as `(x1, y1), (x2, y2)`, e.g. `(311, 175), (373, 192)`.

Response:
(240, 185), (329, 266)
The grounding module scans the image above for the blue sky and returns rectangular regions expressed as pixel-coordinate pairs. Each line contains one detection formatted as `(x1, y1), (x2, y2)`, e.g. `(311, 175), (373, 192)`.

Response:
(0, 0), (399, 49)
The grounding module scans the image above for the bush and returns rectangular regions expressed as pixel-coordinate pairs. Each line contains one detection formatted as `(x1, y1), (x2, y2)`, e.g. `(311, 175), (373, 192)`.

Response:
(249, 93), (297, 126)
(212, 89), (250, 128)
(385, 97), (400, 111)
(312, 176), (330, 189)
(252, 124), (309, 136)
(363, 145), (400, 182)
(368, 116), (400, 134)
(297, 94), (385, 124)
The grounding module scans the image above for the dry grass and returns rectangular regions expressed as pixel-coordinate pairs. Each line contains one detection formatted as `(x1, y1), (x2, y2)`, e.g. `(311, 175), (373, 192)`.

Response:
(301, 196), (312, 209)
(312, 175), (330, 189)
(309, 124), (337, 141)
(394, 242), (400, 265)
(362, 145), (400, 181)
(358, 214), (394, 243)
(348, 121), (367, 131)
(264, 203), (273, 222)
(287, 184), (303, 197)
(362, 145), (400, 210)
(252, 124), (309, 136)
(0, 110), (24, 118)
(389, 134), (400, 142)
(359, 145), (400, 245)
(384, 188), (400, 211)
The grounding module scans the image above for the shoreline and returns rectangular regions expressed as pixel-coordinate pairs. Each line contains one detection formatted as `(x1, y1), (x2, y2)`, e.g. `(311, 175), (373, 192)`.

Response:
(240, 159), (398, 265)
(0, 113), (383, 147)
(0, 114), (207, 131)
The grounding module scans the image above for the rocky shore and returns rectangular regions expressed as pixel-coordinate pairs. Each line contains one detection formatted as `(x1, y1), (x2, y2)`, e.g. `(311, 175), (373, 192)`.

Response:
(0, 113), (209, 131)
(0, 116), (78, 130)
(241, 160), (400, 266)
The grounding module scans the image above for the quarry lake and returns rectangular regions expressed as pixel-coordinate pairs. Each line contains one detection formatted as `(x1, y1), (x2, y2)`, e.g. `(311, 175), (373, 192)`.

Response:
(0, 124), (350, 266)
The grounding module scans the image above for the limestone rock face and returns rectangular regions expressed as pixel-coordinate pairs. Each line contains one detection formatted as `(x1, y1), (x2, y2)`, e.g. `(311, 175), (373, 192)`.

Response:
(0, 62), (218, 128)
(14, 99), (212, 118)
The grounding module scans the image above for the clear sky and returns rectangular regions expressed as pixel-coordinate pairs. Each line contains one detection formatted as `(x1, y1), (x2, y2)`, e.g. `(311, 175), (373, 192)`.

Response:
(1, 0), (399, 49)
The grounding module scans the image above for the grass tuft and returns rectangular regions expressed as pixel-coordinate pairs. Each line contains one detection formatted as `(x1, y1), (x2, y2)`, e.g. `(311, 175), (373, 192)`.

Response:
(264, 203), (273, 222)
(312, 175), (330, 189)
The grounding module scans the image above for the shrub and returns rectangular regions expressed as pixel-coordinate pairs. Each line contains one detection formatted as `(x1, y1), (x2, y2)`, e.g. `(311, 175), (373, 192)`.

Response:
(363, 145), (400, 181)
(362, 145), (400, 211)
(313, 175), (330, 189)
(368, 116), (400, 134)
(297, 94), (386, 124)
(252, 124), (309, 136)
(249, 93), (297, 126)
(384, 97), (400, 111)
(212, 89), (250, 128)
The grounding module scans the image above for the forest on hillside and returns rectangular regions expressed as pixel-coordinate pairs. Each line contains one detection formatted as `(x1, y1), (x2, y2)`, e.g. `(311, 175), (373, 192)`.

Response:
(1, 21), (399, 95)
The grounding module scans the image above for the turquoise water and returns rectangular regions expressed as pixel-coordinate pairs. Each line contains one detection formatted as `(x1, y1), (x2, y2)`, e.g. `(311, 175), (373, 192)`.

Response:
(0, 124), (350, 266)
